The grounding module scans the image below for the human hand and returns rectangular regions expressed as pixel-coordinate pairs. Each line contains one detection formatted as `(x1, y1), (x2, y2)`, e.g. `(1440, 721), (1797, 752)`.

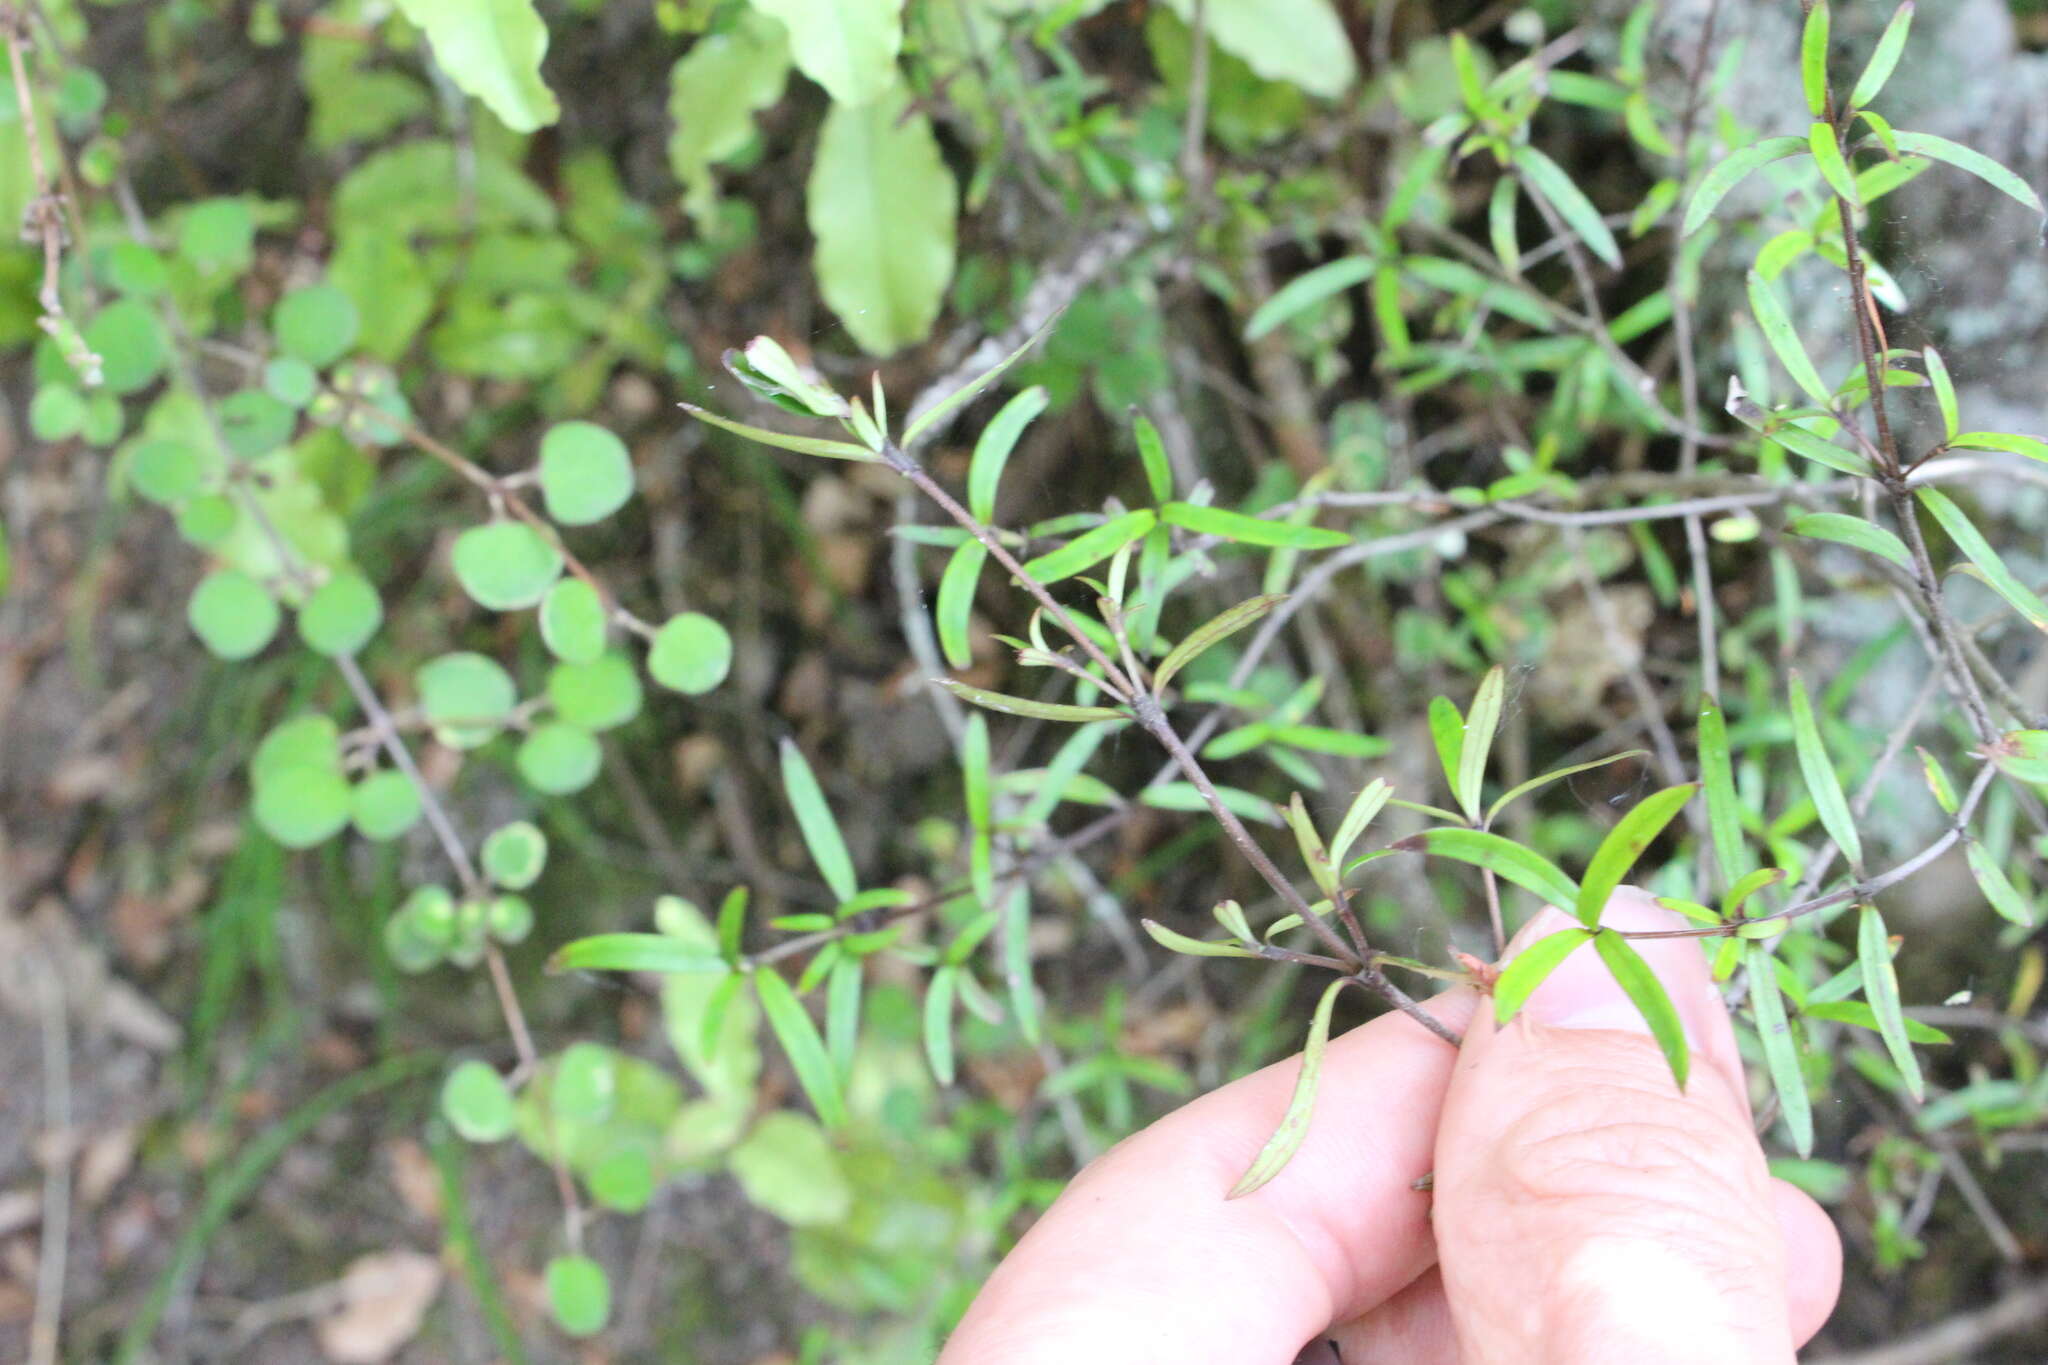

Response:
(939, 890), (1842, 1364)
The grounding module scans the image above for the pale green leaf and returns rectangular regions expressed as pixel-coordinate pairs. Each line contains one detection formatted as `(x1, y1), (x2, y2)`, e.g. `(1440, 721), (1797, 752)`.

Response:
(1159, 501), (1350, 549)
(780, 739), (859, 903)
(1788, 513), (1911, 570)
(807, 84), (956, 355)
(392, 0), (559, 133)
(1749, 940), (1814, 1155)
(937, 680), (1126, 723)
(1682, 136), (1808, 237)
(1577, 785), (1697, 927)
(1141, 919), (1261, 958)
(1858, 904), (1923, 1099)
(747, 0), (903, 107)
(1917, 486), (2048, 630)
(1747, 270), (1831, 404)
(1229, 978), (1347, 1197)
(1152, 594), (1286, 695)
(1892, 129), (2045, 216)
(1594, 929), (1690, 1087)
(1512, 143), (1622, 270)
(1849, 1), (1914, 109)
(1800, 0), (1831, 118)
(1159, 0), (1356, 99)
(1493, 928), (1593, 1023)
(1789, 670), (1862, 867)
(1457, 665), (1505, 821)
(1401, 828), (1579, 911)
(1244, 256), (1376, 340)
(754, 967), (848, 1127)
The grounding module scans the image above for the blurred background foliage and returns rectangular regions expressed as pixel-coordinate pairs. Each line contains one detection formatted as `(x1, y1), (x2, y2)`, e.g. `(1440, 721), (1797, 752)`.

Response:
(4, 0), (2048, 1361)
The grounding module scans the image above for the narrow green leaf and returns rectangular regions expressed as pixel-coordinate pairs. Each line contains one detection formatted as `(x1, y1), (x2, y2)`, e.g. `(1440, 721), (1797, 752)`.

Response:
(1489, 177), (1520, 274)
(1858, 904), (1923, 1100)
(1511, 143), (1622, 270)
(1287, 794), (1340, 903)
(1682, 136), (1808, 236)
(1244, 256), (1377, 340)
(1401, 828), (1579, 911)
(1916, 746), (1958, 814)
(1916, 487), (2048, 630)
(1330, 778), (1393, 871)
(1153, 594), (1286, 695)
(1020, 508), (1158, 583)
(1946, 430), (2048, 464)
(965, 385), (1050, 520)
(937, 680), (1126, 723)
(1721, 866), (1784, 921)
(923, 966), (958, 1085)
(1141, 918), (1261, 959)
(936, 542), (987, 670)
(780, 739), (859, 903)
(1488, 750), (1647, 825)
(1965, 840), (2038, 928)
(1001, 884), (1040, 1044)
(1800, 0), (1831, 117)
(1849, 1), (1914, 109)
(1132, 413), (1173, 503)
(754, 967), (847, 1127)
(1892, 129), (2046, 216)
(1593, 930), (1691, 1087)
(678, 403), (879, 461)
(1789, 671), (1863, 868)
(1801, 1000), (1949, 1044)
(1788, 513), (1911, 569)
(906, 320), (1057, 451)
(1698, 696), (1746, 890)
(1428, 694), (1464, 801)
(546, 934), (729, 975)
(1925, 347), (1957, 437)
(1493, 928), (1594, 1023)
(1141, 780), (1284, 826)
(1457, 665), (1506, 821)
(1160, 501), (1351, 549)
(1229, 978), (1346, 1197)
(1808, 122), (1860, 205)
(1577, 785), (1698, 927)
(1748, 940), (1814, 1155)
(716, 886), (748, 965)
(826, 953), (862, 1079)
(1767, 420), (1876, 478)
(1747, 271), (1831, 404)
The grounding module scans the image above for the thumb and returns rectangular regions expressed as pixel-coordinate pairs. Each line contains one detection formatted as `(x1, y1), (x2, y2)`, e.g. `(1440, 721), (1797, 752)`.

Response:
(1431, 889), (1838, 1365)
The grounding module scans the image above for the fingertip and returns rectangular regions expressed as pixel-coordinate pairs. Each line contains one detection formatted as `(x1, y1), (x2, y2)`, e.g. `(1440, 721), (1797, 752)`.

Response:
(1771, 1178), (1843, 1346)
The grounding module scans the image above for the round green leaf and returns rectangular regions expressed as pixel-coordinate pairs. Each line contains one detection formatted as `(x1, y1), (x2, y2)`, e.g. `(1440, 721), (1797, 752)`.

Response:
(177, 494), (238, 545)
(253, 714), (342, 787)
(84, 299), (168, 395)
(538, 578), (607, 663)
(103, 241), (166, 296)
(481, 820), (547, 890)
(298, 573), (383, 656)
(727, 1111), (852, 1226)
(351, 770), (422, 841)
(129, 438), (206, 505)
(451, 520), (563, 611)
(81, 392), (124, 445)
(487, 893), (534, 944)
(546, 653), (642, 731)
(30, 385), (86, 440)
(253, 763), (352, 849)
(188, 570), (280, 660)
(383, 911), (443, 974)
(586, 1140), (656, 1212)
(552, 1042), (617, 1122)
(219, 390), (297, 458)
(403, 885), (459, 944)
(416, 651), (517, 749)
(264, 356), (319, 407)
(537, 421), (633, 526)
(647, 612), (732, 695)
(441, 1060), (516, 1143)
(517, 722), (602, 794)
(544, 1255), (610, 1338)
(178, 199), (254, 273)
(273, 283), (360, 368)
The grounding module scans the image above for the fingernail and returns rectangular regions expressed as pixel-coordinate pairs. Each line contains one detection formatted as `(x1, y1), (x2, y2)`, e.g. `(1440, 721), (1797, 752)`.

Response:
(1514, 890), (1701, 1040)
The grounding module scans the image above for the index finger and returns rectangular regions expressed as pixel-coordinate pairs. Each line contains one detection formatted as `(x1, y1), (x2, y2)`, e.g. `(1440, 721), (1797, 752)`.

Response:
(939, 986), (1476, 1365)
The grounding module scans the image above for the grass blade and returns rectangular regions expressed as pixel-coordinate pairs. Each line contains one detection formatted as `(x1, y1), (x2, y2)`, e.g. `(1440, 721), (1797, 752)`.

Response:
(1577, 784), (1698, 927)
(754, 967), (847, 1127)
(1789, 671), (1863, 868)
(1594, 929), (1690, 1088)
(1858, 904), (1923, 1100)
(780, 738), (859, 902)
(1229, 978), (1346, 1197)
(1493, 927), (1594, 1023)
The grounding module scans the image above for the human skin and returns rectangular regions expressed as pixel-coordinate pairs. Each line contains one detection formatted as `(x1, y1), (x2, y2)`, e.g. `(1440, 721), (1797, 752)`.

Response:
(938, 889), (1843, 1363)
